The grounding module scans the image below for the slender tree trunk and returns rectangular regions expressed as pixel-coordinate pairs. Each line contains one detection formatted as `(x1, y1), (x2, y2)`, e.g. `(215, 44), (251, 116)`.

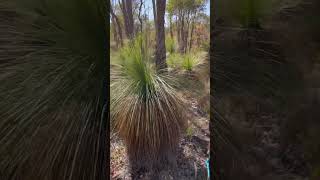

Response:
(169, 15), (173, 39)
(176, 15), (180, 47)
(110, 1), (123, 46)
(138, 0), (144, 56)
(189, 19), (195, 52)
(125, 0), (134, 37)
(179, 12), (186, 53)
(138, 0), (143, 35)
(152, 0), (157, 32)
(185, 11), (191, 53)
(120, 0), (134, 39)
(155, 0), (167, 70)
(189, 11), (197, 52)
(111, 18), (119, 47)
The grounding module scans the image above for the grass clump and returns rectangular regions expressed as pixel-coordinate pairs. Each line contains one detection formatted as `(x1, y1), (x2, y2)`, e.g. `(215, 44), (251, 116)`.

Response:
(182, 53), (200, 71)
(166, 36), (176, 54)
(111, 36), (186, 172)
(167, 53), (183, 69)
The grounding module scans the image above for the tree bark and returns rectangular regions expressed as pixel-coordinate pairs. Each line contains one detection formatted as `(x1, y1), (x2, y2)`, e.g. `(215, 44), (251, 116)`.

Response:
(120, 0), (135, 39)
(111, 17), (119, 47)
(152, 0), (157, 35)
(176, 15), (180, 47)
(185, 11), (191, 53)
(189, 11), (197, 52)
(155, 0), (167, 70)
(169, 15), (174, 39)
(138, 0), (143, 35)
(178, 12), (186, 53)
(189, 19), (195, 52)
(110, 1), (123, 46)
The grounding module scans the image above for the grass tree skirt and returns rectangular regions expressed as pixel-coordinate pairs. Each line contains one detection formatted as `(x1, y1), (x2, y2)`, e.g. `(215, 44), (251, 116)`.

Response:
(111, 37), (187, 175)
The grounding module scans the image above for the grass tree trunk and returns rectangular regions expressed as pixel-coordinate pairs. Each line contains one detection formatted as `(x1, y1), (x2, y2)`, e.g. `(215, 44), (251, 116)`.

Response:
(155, 0), (167, 70)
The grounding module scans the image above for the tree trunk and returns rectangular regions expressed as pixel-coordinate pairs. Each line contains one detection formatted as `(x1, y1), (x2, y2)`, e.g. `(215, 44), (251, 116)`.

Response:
(189, 19), (195, 52)
(185, 11), (191, 53)
(111, 17), (119, 47)
(110, 1), (123, 46)
(155, 0), (167, 70)
(152, 0), (157, 32)
(176, 15), (180, 47)
(178, 12), (186, 53)
(189, 11), (197, 52)
(120, 0), (135, 39)
(169, 15), (174, 39)
(138, 0), (143, 35)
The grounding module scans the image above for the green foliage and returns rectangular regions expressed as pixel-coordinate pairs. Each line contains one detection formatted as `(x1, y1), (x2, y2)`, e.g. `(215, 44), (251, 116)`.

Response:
(186, 126), (193, 137)
(112, 35), (154, 95)
(0, 0), (107, 178)
(182, 53), (200, 71)
(111, 36), (186, 170)
(167, 52), (202, 71)
(167, 53), (183, 68)
(166, 36), (176, 54)
(167, 0), (207, 14)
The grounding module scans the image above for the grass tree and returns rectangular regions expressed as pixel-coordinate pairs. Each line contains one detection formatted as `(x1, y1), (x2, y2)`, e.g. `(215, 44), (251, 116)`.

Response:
(167, 0), (207, 53)
(0, 0), (107, 179)
(111, 36), (186, 174)
(182, 53), (200, 72)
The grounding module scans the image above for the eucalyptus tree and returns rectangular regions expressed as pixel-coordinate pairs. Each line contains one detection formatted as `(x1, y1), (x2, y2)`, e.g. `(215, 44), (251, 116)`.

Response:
(167, 0), (207, 53)
(119, 0), (135, 39)
(111, 0), (124, 47)
(154, 0), (167, 70)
